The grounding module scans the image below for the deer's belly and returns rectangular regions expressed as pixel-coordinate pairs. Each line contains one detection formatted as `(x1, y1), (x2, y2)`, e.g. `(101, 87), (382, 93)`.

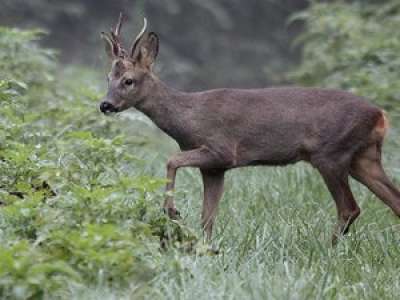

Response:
(232, 140), (310, 168)
(234, 153), (304, 168)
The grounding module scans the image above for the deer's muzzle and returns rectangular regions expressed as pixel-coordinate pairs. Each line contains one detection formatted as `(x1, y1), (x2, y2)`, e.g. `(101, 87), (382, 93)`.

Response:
(100, 101), (118, 114)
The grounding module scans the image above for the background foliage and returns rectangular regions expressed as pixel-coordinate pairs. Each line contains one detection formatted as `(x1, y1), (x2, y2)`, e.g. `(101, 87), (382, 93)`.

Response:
(0, 0), (307, 89)
(291, 0), (400, 114)
(1, 1), (400, 299)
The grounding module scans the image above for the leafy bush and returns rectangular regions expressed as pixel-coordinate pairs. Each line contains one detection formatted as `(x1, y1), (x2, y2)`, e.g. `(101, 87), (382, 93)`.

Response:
(290, 1), (400, 113)
(0, 27), (55, 87)
(0, 241), (81, 299)
(0, 27), (198, 299)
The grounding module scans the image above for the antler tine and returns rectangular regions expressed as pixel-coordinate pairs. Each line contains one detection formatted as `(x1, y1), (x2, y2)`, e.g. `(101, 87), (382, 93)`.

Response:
(130, 17), (148, 58)
(114, 12), (125, 37)
(108, 12), (127, 57)
(135, 17), (148, 44)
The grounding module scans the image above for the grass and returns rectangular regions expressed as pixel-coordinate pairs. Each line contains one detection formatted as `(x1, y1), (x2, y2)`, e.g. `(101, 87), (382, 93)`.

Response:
(62, 128), (400, 300)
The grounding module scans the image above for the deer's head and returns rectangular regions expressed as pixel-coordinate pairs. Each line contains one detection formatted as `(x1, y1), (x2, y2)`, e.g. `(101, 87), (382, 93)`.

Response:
(100, 14), (159, 114)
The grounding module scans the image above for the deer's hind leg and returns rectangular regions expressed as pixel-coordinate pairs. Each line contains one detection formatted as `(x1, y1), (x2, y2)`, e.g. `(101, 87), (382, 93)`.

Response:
(350, 142), (400, 217)
(316, 165), (361, 245)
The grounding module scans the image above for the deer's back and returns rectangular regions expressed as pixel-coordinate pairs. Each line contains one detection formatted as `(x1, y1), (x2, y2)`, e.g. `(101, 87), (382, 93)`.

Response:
(182, 87), (382, 168)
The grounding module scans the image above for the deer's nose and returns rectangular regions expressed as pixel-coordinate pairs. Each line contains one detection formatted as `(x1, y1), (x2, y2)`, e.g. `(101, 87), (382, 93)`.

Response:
(100, 101), (116, 114)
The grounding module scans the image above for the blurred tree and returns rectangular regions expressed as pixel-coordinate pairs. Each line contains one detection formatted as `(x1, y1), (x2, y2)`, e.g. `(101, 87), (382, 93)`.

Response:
(290, 0), (400, 113)
(0, 0), (307, 89)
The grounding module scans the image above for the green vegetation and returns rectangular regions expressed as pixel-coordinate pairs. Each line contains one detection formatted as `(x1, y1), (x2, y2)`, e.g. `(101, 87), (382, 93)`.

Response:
(0, 27), (196, 299)
(1, 1), (400, 299)
(291, 0), (400, 113)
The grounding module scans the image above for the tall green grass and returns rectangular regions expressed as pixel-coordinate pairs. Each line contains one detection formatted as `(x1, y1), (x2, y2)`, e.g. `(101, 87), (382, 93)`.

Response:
(63, 152), (400, 299)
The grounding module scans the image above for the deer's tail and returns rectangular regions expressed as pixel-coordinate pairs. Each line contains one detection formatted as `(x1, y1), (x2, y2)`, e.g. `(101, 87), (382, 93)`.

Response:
(370, 110), (389, 145)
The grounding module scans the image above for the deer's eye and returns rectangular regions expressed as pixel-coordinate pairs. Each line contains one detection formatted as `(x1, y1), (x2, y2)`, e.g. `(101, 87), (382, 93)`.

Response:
(124, 78), (134, 86)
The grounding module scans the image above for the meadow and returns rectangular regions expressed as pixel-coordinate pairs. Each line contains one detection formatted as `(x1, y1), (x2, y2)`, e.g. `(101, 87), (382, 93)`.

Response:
(2, 2), (400, 299)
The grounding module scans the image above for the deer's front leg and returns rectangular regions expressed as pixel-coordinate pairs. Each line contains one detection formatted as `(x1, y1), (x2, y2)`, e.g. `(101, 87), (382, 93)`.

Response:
(163, 146), (225, 219)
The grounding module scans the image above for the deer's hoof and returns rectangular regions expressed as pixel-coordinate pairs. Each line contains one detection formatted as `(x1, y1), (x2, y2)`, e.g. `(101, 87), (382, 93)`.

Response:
(163, 207), (181, 220)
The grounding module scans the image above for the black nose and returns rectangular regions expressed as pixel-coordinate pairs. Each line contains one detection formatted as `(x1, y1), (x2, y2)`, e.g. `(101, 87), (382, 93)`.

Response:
(100, 101), (116, 114)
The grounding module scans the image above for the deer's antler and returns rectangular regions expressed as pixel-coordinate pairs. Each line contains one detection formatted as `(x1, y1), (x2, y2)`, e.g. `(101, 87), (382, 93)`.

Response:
(130, 17), (148, 59)
(101, 13), (127, 58)
(102, 14), (149, 59)
(109, 12), (126, 57)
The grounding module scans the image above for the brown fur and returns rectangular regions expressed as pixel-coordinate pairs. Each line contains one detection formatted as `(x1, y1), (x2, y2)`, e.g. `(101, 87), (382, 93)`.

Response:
(99, 16), (400, 244)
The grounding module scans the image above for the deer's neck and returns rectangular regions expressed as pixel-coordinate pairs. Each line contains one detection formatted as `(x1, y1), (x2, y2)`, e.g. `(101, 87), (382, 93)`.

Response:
(135, 77), (192, 141)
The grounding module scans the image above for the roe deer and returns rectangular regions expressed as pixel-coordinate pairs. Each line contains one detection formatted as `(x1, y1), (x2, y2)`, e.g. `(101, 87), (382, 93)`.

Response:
(99, 14), (400, 245)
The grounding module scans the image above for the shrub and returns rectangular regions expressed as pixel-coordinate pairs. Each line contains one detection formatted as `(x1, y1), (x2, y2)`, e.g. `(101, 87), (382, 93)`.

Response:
(0, 27), (198, 299)
(290, 1), (400, 113)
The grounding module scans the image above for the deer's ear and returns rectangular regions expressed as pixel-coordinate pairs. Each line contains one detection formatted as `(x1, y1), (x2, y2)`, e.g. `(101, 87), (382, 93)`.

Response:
(137, 32), (159, 69)
(101, 32), (115, 58)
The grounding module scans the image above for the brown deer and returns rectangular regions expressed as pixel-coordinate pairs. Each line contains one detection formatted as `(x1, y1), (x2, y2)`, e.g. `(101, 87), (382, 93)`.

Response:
(99, 14), (400, 245)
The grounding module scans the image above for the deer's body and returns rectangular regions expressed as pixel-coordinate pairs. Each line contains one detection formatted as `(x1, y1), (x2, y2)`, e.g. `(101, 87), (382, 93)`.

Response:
(100, 15), (400, 245)
(141, 83), (382, 169)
